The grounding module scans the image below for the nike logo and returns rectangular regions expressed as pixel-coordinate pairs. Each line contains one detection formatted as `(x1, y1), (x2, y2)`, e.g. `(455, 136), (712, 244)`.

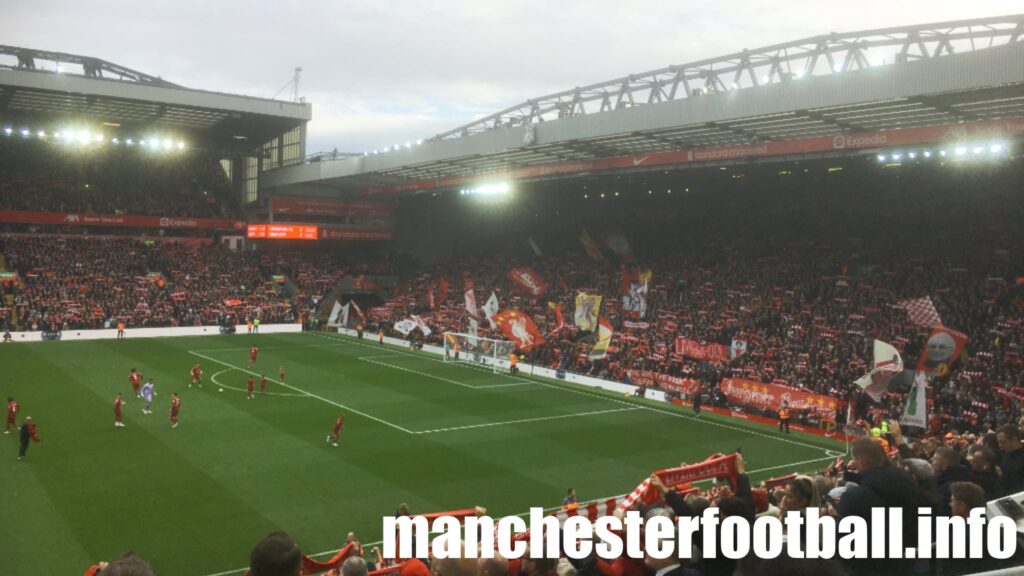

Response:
(633, 156), (650, 166)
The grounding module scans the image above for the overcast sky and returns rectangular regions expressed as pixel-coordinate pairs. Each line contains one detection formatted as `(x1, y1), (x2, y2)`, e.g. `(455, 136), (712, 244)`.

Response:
(2, 1), (1021, 153)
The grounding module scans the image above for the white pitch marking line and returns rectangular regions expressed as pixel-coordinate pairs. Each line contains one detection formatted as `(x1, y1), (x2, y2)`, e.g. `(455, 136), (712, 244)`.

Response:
(357, 357), (534, 391)
(317, 332), (838, 456)
(195, 342), (347, 353)
(210, 369), (309, 398)
(414, 407), (643, 435)
(188, 350), (417, 435)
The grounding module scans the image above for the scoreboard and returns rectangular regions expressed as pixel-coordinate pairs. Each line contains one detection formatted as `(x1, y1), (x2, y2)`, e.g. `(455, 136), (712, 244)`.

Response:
(246, 224), (319, 240)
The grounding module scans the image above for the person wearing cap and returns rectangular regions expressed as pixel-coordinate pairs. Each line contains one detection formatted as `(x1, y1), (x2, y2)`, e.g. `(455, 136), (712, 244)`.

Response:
(18, 416), (39, 460)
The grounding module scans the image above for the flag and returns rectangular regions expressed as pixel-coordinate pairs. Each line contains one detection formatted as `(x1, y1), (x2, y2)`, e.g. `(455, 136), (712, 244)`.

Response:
(622, 281), (648, 318)
(917, 326), (968, 377)
(900, 371), (929, 429)
(588, 317), (614, 360)
(527, 236), (543, 257)
(411, 315), (432, 336)
(393, 318), (417, 335)
(428, 287), (436, 310)
(507, 267), (548, 297)
(340, 302), (350, 327)
(437, 278), (449, 307)
(469, 318), (480, 346)
(604, 230), (634, 261)
(351, 300), (366, 322)
(898, 296), (942, 327)
(730, 339), (748, 360)
(580, 229), (604, 260)
(465, 289), (478, 317)
(327, 301), (343, 325)
(854, 340), (903, 402)
(493, 310), (545, 352)
(548, 302), (566, 332)
(574, 292), (602, 332)
(482, 291), (500, 329)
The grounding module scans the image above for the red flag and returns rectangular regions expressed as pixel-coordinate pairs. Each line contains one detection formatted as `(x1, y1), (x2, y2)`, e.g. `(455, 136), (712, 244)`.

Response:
(428, 287), (436, 310)
(493, 310), (546, 352)
(437, 278), (449, 306)
(548, 302), (565, 332)
(507, 267), (548, 297)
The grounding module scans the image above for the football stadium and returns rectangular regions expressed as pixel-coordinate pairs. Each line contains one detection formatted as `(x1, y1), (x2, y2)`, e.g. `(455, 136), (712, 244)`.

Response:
(2, 9), (1024, 576)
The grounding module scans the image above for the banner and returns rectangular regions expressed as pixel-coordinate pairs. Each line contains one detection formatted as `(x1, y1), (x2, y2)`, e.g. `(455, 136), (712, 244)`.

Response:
(674, 337), (731, 364)
(604, 230), (634, 262)
(622, 281), (648, 318)
(340, 302), (350, 327)
(469, 318), (480, 346)
(465, 289), (478, 317)
(270, 197), (394, 218)
(482, 292), (500, 329)
(588, 317), (614, 360)
(623, 321), (650, 329)
(327, 301), (343, 325)
(394, 318), (417, 335)
(626, 370), (700, 395)
(917, 326), (968, 377)
(898, 296), (943, 327)
(548, 302), (566, 333)
(854, 339), (903, 402)
(900, 371), (929, 429)
(428, 287), (436, 310)
(580, 229), (604, 260)
(320, 227), (395, 241)
(412, 315), (432, 336)
(507, 267), (548, 297)
(574, 292), (602, 332)
(437, 278), (449, 307)
(730, 339), (748, 360)
(0, 210), (244, 230)
(351, 300), (366, 323)
(719, 378), (842, 418)
(493, 310), (545, 352)
(617, 454), (739, 515)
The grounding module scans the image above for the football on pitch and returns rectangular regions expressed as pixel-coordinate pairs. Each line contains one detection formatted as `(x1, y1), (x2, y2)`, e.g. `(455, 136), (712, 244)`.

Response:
(218, 388), (223, 392)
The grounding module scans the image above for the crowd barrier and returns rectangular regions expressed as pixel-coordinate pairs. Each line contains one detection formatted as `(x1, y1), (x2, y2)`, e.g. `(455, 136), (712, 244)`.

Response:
(331, 327), (853, 442)
(4, 323), (303, 342)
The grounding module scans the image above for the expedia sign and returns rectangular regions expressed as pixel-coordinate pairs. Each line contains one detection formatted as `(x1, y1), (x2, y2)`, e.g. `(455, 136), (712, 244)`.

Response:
(832, 133), (888, 149)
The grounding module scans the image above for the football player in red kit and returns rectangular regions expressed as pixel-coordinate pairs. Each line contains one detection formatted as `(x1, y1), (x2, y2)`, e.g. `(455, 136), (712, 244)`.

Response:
(170, 393), (181, 428)
(327, 414), (345, 446)
(129, 368), (142, 397)
(260, 375), (268, 394)
(247, 375), (255, 399)
(248, 345), (259, 368)
(114, 393), (126, 428)
(6, 396), (19, 434)
(278, 365), (285, 382)
(190, 363), (202, 388)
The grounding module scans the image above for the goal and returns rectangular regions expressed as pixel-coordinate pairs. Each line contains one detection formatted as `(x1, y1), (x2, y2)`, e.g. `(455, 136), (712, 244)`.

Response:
(443, 332), (517, 374)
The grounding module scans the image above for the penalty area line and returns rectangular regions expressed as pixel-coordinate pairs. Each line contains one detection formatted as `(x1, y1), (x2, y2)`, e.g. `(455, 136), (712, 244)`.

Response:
(187, 350), (416, 435)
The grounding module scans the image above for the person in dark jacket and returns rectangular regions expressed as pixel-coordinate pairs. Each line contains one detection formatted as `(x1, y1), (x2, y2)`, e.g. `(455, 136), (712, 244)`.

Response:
(967, 446), (1001, 499)
(996, 424), (1024, 497)
(932, 447), (973, 516)
(838, 437), (920, 575)
(17, 416), (39, 460)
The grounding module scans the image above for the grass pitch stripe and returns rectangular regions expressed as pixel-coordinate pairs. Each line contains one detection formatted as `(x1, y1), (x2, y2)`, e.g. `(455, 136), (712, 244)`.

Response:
(413, 407), (644, 434)
(358, 356), (533, 390)
(187, 349), (417, 435)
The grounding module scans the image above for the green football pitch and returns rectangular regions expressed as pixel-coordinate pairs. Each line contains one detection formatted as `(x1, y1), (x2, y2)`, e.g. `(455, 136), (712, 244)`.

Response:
(0, 331), (845, 575)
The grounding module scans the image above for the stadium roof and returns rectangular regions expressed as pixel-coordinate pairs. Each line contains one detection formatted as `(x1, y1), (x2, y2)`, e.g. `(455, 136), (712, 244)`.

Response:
(0, 45), (311, 154)
(263, 14), (1024, 197)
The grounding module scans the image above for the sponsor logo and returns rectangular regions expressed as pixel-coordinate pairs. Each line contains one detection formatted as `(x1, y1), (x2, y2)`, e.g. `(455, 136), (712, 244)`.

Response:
(632, 155), (650, 166)
(160, 217), (170, 227)
(64, 214), (80, 223)
(833, 134), (888, 149)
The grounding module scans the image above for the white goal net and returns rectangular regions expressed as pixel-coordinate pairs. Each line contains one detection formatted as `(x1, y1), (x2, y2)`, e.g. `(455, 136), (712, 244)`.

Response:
(443, 332), (517, 374)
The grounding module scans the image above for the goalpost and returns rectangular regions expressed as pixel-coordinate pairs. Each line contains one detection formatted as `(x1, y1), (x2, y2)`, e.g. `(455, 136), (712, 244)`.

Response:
(443, 332), (517, 374)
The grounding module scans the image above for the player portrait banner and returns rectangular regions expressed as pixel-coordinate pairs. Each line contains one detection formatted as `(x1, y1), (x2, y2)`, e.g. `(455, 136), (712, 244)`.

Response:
(0, 210), (245, 231)
(588, 318), (614, 360)
(327, 301), (344, 325)
(622, 281), (648, 318)
(411, 315), (432, 336)
(482, 291), (500, 329)
(719, 378), (841, 418)
(507, 267), (548, 297)
(730, 339), (748, 360)
(626, 370), (700, 395)
(917, 326), (968, 377)
(674, 337), (731, 364)
(901, 371), (929, 429)
(574, 292), (602, 332)
(393, 318), (416, 335)
(493, 310), (546, 352)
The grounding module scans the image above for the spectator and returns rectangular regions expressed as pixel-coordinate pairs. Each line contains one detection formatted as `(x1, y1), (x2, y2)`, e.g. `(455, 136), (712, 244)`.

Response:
(996, 424), (1024, 496)
(250, 531), (301, 576)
